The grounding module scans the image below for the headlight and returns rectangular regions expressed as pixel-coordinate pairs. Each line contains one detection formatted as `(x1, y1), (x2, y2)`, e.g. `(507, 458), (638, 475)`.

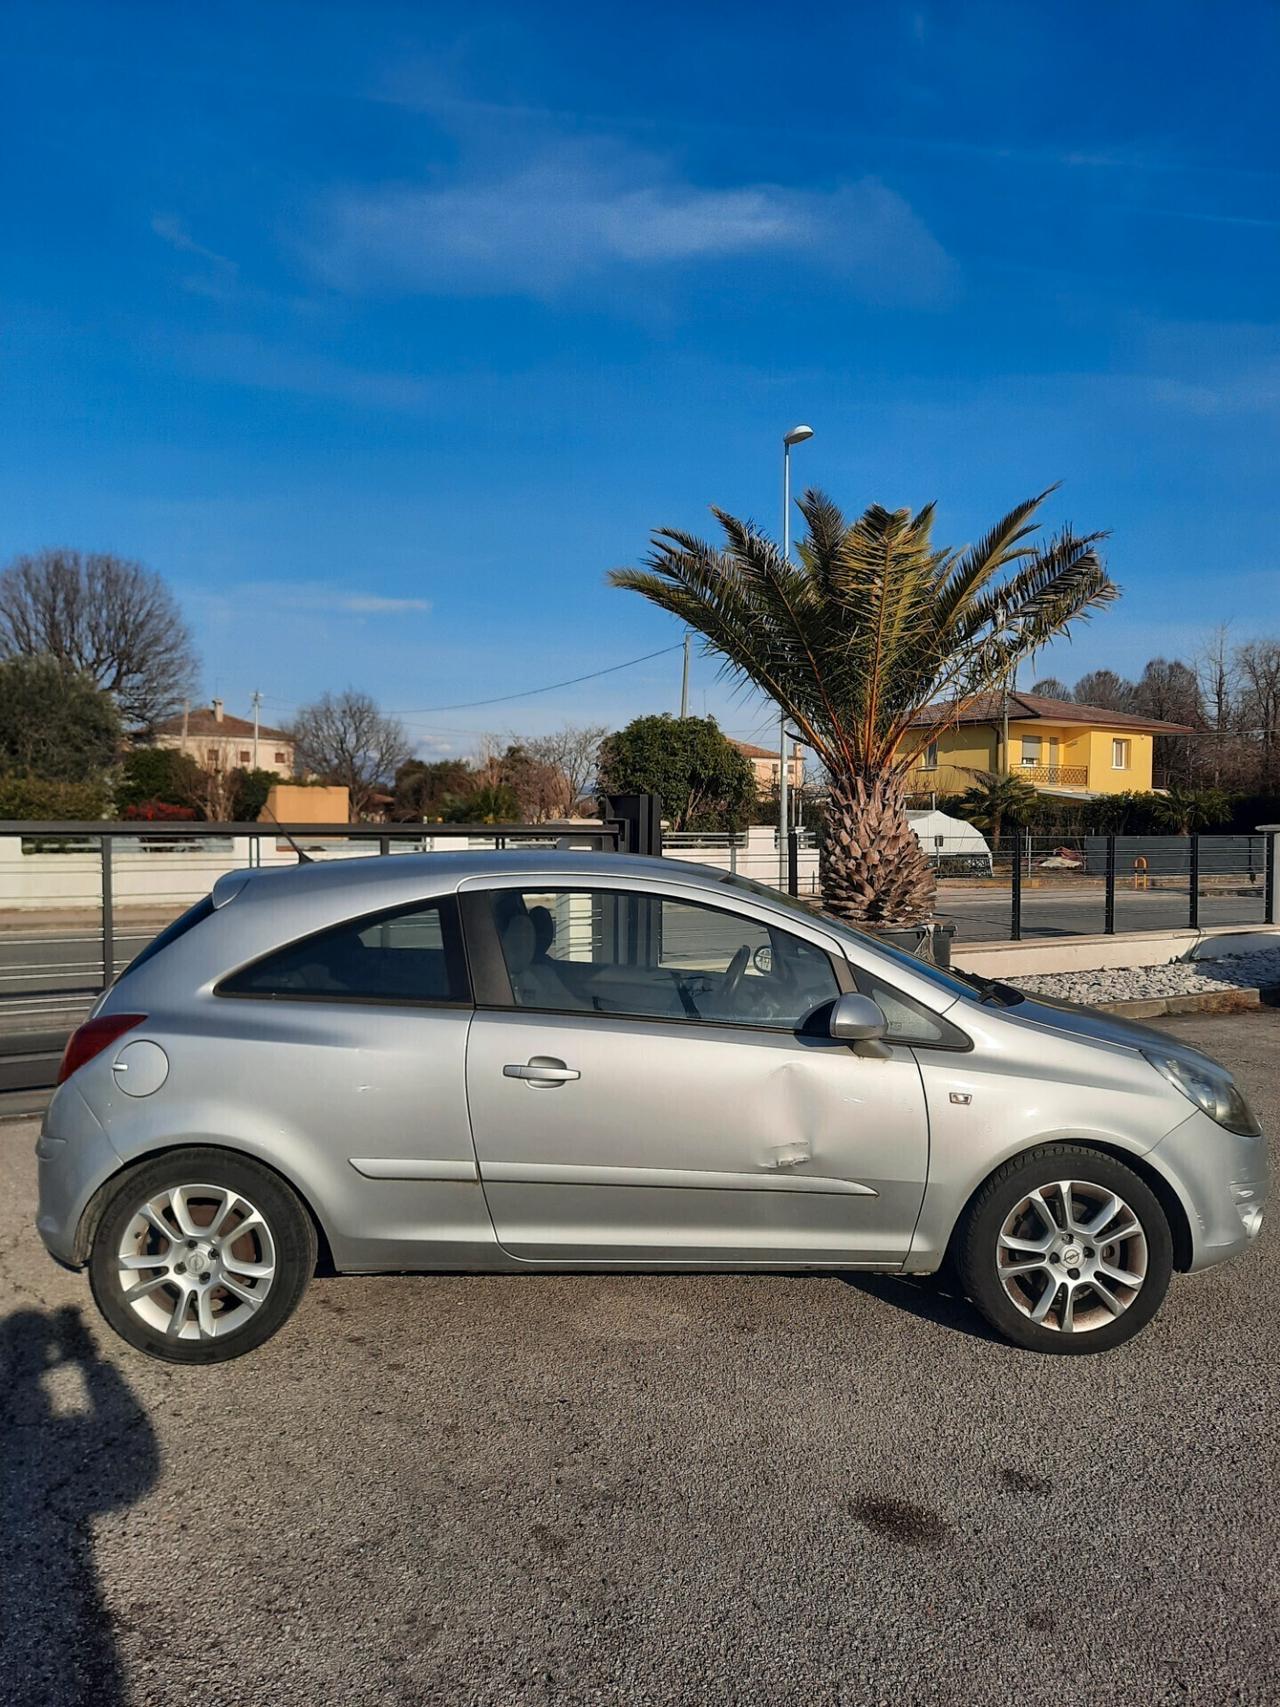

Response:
(1142, 1050), (1261, 1137)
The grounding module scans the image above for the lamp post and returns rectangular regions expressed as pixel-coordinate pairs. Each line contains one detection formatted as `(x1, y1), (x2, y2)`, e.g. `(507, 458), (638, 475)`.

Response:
(779, 424), (814, 879)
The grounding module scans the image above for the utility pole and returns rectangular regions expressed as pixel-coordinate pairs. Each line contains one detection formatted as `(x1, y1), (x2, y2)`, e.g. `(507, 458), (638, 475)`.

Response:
(679, 632), (690, 719)
(780, 425), (814, 879)
(251, 689), (262, 770)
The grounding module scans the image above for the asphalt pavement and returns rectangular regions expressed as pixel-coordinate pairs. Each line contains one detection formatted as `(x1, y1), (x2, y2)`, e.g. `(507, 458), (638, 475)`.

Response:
(1, 1011), (1277, 1706)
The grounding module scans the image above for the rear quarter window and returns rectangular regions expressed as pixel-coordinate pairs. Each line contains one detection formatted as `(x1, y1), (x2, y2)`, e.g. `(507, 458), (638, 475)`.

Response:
(218, 897), (470, 1005)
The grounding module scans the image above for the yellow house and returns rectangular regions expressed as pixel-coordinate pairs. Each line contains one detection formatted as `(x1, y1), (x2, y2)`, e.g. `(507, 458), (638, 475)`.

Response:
(901, 692), (1191, 798)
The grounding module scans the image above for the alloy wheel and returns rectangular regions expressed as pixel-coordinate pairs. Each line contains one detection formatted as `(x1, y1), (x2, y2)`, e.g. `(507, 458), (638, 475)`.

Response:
(995, 1178), (1149, 1335)
(114, 1182), (277, 1342)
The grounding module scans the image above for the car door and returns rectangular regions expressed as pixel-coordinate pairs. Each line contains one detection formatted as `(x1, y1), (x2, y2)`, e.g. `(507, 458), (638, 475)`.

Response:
(459, 876), (930, 1266)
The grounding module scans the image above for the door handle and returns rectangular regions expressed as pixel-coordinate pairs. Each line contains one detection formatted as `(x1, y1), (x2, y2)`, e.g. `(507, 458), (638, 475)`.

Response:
(503, 1058), (581, 1086)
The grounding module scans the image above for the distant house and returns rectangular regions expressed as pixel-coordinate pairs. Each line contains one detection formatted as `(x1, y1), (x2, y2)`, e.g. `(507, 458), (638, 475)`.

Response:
(144, 700), (295, 778)
(901, 692), (1191, 798)
(731, 740), (805, 795)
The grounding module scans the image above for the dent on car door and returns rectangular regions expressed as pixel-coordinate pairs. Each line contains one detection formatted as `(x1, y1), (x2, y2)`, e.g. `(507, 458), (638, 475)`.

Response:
(459, 882), (931, 1265)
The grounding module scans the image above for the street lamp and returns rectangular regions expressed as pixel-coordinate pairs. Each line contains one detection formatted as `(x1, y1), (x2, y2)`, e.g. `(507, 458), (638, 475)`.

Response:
(779, 424), (814, 879)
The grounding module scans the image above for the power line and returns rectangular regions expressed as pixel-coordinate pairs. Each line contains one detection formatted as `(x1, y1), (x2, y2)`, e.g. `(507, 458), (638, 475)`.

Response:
(259, 641), (692, 720)
(386, 644), (685, 715)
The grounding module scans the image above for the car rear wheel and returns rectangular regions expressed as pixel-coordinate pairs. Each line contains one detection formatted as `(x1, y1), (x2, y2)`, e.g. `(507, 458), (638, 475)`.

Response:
(89, 1148), (317, 1363)
(958, 1144), (1173, 1354)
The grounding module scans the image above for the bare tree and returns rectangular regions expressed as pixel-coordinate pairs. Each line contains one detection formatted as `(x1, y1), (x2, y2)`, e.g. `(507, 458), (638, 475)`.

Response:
(1072, 669), (1135, 711)
(1131, 658), (1202, 786)
(0, 549), (198, 729)
(291, 690), (413, 819)
(1235, 639), (1280, 789)
(1028, 677), (1072, 700)
(1195, 626), (1239, 788)
(523, 724), (608, 814)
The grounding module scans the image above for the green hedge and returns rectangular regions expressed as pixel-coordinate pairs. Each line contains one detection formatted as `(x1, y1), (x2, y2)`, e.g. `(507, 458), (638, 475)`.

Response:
(0, 775), (110, 821)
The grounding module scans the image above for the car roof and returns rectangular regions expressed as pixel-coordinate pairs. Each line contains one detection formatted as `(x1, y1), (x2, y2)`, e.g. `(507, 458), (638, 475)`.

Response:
(227, 847), (729, 904)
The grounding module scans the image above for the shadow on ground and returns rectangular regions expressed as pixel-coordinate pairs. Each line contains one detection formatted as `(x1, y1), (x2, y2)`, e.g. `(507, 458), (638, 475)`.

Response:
(0, 1305), (158, 1707)
(840, 1271), (1003, 1344)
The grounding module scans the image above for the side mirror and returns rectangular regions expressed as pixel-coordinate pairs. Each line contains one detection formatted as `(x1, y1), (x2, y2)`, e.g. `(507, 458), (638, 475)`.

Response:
(828, 991), (888, 1043)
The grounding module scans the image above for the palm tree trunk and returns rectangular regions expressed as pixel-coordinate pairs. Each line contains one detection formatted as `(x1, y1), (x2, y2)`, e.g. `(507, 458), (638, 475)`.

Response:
(819, 771), (936, 926)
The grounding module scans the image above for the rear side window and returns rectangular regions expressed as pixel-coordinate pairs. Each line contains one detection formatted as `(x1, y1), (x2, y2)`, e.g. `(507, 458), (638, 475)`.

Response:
(219, 898), (470, 1006)
(119, 895), (215, 981)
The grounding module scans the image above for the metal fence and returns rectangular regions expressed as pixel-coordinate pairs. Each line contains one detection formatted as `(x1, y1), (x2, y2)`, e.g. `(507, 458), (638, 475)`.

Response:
(668, 829), (1276, 946)
(932, 832), (1275, 944)
(2, 814), (1274, 1090)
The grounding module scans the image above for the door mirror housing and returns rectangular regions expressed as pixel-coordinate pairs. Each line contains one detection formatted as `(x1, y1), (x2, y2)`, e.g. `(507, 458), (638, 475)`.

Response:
(828, 992), (888, 1043)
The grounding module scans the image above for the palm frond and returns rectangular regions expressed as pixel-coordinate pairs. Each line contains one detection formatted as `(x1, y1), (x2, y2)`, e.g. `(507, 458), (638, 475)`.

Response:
(610, 486), (1117, 781)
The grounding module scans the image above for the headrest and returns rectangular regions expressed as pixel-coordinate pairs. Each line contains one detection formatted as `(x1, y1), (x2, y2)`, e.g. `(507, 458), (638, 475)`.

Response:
(528, 904), (556, 957)
(500, 911), (537, 973)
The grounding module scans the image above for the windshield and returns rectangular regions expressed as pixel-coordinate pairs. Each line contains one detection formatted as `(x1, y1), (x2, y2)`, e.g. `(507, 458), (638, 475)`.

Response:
(715, 871), (979, 1002)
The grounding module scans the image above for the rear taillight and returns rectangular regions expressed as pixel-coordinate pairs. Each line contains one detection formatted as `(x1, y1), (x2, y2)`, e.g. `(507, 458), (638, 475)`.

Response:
(57, 1013), (147, 1084)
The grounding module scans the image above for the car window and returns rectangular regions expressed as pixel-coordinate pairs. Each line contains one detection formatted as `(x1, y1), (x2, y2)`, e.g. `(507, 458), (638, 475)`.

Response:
(852, 967), (969, 1049)
(220, 898), (468, 1004)
(715, 870), (978, 1003)
(487, 888), (840, 1031)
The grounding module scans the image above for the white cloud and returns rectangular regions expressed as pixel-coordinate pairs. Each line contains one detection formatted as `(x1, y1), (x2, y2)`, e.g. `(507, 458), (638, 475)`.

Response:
(152, 214), (238, 273)
(195, 580), (432, 620)
(309, 142), (954, 303)
(166, 332), (435, 411)
(152, 214), (243, 301)
(339, 594), (432, 613)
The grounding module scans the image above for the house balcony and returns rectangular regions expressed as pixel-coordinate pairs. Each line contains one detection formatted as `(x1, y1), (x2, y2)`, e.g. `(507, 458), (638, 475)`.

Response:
(1016, 763), (1089, 787)
(904, 760), (1091, 796)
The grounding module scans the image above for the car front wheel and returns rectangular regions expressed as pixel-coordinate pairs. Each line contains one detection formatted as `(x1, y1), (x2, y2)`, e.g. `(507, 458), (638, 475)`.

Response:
(958, 1144), (1174, 1354)
(88, 1148), (317, 1363)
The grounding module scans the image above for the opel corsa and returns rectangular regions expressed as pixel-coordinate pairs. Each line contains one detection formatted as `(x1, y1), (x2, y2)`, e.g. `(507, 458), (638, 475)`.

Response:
(36, 851), (1267, 1361)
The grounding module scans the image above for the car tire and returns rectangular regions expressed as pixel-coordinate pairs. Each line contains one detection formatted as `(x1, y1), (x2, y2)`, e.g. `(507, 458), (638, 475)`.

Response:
(958, 1143), (1173, 1355)
(88, 1147), (317, 1364)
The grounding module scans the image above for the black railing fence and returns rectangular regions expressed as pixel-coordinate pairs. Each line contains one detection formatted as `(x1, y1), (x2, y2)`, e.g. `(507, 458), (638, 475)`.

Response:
(0, 811), (1275, 1091)
(932, 832), (1275, 945)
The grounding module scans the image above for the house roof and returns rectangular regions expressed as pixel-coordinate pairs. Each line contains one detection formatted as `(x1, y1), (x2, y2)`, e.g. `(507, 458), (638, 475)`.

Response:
(731, 739), (804, 760)
(150, 706), (292, 742)
(908, 691), (1193, 736)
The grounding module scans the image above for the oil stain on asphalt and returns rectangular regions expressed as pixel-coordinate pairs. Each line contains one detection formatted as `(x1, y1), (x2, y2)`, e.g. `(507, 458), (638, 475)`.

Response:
(848, 1497), (950, 1548)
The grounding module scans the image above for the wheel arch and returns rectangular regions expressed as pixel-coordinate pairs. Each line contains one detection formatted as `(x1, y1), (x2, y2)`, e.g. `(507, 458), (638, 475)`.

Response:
(74, 1139), (336, 1274)
(943, 1137), (1196, 1275)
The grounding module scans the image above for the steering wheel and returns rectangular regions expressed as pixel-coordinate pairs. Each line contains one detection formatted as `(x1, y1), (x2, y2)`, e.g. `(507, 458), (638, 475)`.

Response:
(720, 944), (753, 1005)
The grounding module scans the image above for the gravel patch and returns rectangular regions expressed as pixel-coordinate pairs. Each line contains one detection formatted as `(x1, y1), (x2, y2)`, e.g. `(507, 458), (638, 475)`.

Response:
(1008, 948), (1280, 1005)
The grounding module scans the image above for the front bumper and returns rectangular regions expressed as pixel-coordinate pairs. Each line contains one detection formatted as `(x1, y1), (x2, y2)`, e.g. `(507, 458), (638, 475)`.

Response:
(35, 1083), (123, 1267)
(1149, 1108), (1268, 1272)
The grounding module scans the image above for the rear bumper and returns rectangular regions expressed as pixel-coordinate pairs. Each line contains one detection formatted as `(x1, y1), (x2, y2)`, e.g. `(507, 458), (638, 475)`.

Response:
(35, 1083), (123, 1267)
(1149, 1109), (1268, 1273)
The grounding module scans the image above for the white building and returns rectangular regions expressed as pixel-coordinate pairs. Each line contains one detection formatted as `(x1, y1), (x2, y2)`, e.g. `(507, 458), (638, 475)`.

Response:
(145, 700), (295, 777)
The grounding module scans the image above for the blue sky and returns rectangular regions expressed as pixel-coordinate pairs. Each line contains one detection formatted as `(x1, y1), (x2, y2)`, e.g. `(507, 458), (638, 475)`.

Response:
(2, 0), (1277, 755)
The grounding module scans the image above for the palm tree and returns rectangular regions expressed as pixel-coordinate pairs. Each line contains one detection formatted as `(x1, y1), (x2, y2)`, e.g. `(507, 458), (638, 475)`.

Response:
(611, 489), (1115, 924)
(954, 771), (1040, 852)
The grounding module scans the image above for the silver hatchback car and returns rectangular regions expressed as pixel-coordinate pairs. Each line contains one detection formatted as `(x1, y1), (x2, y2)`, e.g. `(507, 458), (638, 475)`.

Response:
(37, 850), (1266, 1362)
